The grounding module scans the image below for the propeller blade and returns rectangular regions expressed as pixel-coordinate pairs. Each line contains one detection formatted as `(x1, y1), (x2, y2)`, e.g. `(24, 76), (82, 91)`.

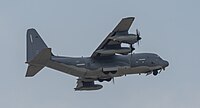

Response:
(136, 29), (141, 38)
(130, 44), (135, 52)
(130, 44), (133, 52)
(129, 44), (134, 66)
(136, 29), (139, 36)
(112, 78), (115, 84)
(136, 29), (141, 46)
(137, 40), (140, 46)
(159, 69), (162, 73)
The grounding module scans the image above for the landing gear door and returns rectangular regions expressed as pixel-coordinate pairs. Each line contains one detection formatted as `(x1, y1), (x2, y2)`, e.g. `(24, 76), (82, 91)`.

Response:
(102, 67), (118, 74)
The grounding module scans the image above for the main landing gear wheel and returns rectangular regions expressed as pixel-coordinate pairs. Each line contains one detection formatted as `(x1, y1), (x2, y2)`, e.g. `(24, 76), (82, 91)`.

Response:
(98, 78), (112, 82)
(153, 70), (158, 76)
(98, 79), (104, 82)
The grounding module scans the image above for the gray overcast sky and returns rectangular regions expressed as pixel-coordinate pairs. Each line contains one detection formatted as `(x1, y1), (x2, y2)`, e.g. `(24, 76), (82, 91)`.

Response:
(0, 0), (200, 108)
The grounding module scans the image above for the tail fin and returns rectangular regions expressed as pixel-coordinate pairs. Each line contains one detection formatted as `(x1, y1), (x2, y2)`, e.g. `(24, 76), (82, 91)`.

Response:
(27, 28), (48, 62)
(25, 29), (51, 77)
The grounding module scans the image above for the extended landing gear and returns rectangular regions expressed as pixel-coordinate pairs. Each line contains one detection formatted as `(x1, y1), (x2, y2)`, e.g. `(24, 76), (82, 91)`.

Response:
(153, 70), (158, 76)
(152, 68), (163, 76)
(98, 78), (112, 82)
(100, 70), (116, 82)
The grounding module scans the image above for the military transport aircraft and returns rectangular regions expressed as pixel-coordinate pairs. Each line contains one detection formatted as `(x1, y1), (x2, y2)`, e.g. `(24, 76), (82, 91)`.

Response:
(25, 17), (169, 91)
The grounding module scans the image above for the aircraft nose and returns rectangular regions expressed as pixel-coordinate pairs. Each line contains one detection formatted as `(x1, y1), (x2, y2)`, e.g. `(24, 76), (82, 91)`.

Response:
(163, 60), (169, 67)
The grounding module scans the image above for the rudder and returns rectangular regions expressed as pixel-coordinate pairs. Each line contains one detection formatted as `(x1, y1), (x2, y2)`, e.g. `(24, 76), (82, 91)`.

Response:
(26, 28), (48, 62)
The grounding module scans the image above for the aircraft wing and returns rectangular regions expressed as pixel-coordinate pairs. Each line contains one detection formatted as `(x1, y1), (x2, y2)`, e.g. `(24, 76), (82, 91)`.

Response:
(91, 17), (135, 58)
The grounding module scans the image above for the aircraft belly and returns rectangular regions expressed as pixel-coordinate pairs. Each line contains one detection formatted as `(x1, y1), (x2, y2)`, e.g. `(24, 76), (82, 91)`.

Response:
(46, 61), (87, 77)
(118, 65), (163, 75)
(84, 66), (152, 79)
(84, 69), (105, 79)
(118, 66), (150, 74)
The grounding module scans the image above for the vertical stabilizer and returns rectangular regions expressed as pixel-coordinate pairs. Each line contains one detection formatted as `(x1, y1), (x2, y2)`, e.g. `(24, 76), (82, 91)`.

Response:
(27, 29), (48, 62)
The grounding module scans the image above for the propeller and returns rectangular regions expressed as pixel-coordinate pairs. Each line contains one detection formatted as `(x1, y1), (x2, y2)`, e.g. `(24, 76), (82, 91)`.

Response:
(129, 44), (135, 66)
(130, 44), (135, 53)
(136, 29), (142, 46)
(129, 29), (141, 67)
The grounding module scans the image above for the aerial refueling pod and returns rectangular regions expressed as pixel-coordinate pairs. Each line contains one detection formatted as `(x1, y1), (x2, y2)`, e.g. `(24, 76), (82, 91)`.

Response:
(74, 80), (103, 91)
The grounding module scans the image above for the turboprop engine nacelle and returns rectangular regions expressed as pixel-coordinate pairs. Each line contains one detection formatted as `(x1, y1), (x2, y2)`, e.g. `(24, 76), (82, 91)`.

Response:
(109, 34), (141, 44)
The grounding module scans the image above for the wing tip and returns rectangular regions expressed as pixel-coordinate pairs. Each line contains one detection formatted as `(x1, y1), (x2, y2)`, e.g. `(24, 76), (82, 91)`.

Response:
(27, 28), (36, 32)
(122, 16), (135, 20)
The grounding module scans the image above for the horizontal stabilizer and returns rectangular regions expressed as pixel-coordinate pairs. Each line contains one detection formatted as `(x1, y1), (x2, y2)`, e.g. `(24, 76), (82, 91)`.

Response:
(26, 65), (44, 77)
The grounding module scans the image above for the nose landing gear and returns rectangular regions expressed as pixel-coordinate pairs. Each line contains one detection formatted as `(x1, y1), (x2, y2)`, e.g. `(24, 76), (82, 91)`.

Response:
(152, 68), (163, 76)
(153, 70), (158, 76)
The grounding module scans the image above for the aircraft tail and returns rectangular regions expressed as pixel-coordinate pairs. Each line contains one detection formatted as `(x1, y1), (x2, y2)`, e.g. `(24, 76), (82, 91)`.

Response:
(25, 29), (51, 77)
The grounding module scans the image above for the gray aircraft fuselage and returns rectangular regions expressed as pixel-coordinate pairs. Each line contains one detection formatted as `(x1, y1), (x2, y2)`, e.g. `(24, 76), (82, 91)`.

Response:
(46, 53), (169, 81)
